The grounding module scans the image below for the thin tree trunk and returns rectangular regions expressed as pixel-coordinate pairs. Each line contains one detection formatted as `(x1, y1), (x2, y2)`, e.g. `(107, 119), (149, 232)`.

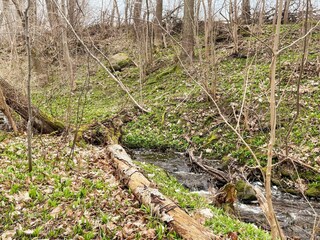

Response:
(229, 0), (239, 54)
(195, 0), (202, 62)
(2, 0), (15, 42)
(283, 0), (290, 24)
(133, 0), (142, 39)
(154, 0), (163, 47)
(61, 0), (75, 90)
(203, 0), (213, 59)
(110, 0), (116, 26)
(145, 0), (152, 63)
(25, 0), (33, 172)
(241, 0), (251, 24)
(125, 0), (130, 26)
(181, 0), (195, 61)
(68, 0), (76, 28)
(284, 0), (310, 155)
(267, 0), (286, 238)
(46, 0), (59, 29)
(272, 0), (278, 27)
(259, 0), (265, 27)
(114, 0), (121, 27)
(29, 0), (37, 26)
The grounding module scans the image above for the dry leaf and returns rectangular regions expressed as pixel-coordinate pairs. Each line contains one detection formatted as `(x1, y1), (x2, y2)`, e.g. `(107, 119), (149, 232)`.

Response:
(1, 230), (16, 240)
(14, 192), (31, 202)
(50, 206), (62, 218)
(227, 231), (238, 240)
(23, 229), (34, 235)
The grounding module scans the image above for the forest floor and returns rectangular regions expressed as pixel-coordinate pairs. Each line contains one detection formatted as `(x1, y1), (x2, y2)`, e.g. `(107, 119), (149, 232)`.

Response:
(0, 134), (181, 239)
(0, 133), (271, 239)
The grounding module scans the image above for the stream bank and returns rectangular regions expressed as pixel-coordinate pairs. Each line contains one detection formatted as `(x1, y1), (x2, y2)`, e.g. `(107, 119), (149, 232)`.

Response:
(131, 150), (320, 240)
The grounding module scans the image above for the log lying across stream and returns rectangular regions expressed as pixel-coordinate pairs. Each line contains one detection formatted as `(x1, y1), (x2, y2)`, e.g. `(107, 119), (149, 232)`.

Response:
(107, 144), (218, 240)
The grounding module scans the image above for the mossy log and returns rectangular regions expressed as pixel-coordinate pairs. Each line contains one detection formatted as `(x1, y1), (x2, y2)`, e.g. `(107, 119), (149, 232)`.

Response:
(107, 144), (218, 240)
(77, 117), (123, 145)
(0, 77), (64, 134)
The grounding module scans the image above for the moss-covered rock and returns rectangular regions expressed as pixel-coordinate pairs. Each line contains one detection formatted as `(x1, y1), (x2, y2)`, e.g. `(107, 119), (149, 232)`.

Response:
(109, 53), (132, 71)
(235, 180), (257, 203)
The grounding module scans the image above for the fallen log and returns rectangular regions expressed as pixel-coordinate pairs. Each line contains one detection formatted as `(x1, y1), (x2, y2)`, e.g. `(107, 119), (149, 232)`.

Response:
(107, 144), (218, 240)
(0, 77), (64, 134)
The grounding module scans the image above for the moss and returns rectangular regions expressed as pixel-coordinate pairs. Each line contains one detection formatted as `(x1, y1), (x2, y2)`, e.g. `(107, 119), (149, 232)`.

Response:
(155, 65), (177, 80)
(220, 155), (233, 170)
(283, 188), (300, 195)
(305, 184), (320, 198)
(279, 167), (295, 178)
(77, 121), (121, 146)
(109, 53), (132, 71)
(0, 131), (7, 142)
(235, 180), (257, 202)
(204, 131), (219, 147)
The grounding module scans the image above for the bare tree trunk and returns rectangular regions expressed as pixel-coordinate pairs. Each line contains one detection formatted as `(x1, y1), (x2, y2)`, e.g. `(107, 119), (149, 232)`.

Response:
(133, 0), (142, 39)
(195, 0), (202, 62)
(2, 0), (15, 42)
(68, 0), (76, 28)
(61, 0), (75, 90)
(25, 0), (33, 172)
(114, 0), (121, 27)
(46, 0), (59, 29)
(283, 0), (290, 24)
(181, 0), (195, 61)
(241, 0), (251, 24)
(154, 0), (163, 47)
(29, 0), (37, 26)
(267, 0), (286, 238)
(229, 0), (239, 54)
(145, 0), (152, 63)
(272, 0), (278, 27)
(46, 0), (75, 90)
(203, 0), (213, 59)
(284, 0), (310, 155)
(259, 0), (265, 27)
(11, 0), (24, 24)
(110, 0), (116, 26)
(125, 0), (130, 26)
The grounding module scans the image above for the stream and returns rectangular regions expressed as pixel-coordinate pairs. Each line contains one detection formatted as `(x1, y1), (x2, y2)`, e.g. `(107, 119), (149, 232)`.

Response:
(131, 150), (320, 240)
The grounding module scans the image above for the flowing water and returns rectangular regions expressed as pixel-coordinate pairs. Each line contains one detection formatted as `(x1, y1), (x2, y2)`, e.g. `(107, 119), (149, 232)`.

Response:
(132, 150), (320, 240)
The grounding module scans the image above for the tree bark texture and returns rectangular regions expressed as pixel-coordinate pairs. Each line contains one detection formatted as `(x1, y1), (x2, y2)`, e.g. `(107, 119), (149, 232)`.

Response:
(154, 0), (163, 46)
(0, 77), (65, 134)
(283, 0), (290, 24)
(68, 0), (76, 28)
(181, 0), (195, 61)
(241, 0), (251, 24)
(133, 0), (142, 39)
(107, 144), (218, 240)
